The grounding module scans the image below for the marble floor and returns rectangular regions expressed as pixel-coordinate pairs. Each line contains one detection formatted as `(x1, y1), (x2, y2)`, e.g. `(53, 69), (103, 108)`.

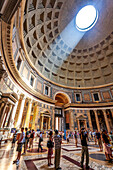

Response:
(0, 138), (113, 170)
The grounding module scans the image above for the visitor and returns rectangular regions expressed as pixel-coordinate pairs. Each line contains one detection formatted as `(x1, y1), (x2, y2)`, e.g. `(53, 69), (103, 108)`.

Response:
(54, 130), (62, 170)
(67, 132), (69, 143)
(22, 127), (29, 154)
(38, 132), (43, 152)
(96, 130), (102, 151)
(47, 131), (54, 166)
(102, 130), (113, 162)
(80, 128), (89, 169)
(74, 131), (78, 147)
(92, 130), (97, 145)
(29, 129), (35, 150)
(11, 130), (17, 148)
(13, 127), (25, 165)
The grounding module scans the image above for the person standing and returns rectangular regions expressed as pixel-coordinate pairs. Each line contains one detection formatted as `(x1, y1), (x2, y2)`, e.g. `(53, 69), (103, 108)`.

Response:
(54, 130), (62, 170)
(11, 130), (17, 148)
(38, 132), (43, 152)
(96, 130), (102, 151)
(13, 127), (25, 165)
(74, 131), (78, 147)
(102, 130), (113, 162)
(29, 129), (35, 151)
(47, 131), (54, 166)
(80, 128), (89, 169)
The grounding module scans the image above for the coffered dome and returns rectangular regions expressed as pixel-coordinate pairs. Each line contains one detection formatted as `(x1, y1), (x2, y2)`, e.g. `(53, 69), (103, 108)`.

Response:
(23, 0), (113, 87)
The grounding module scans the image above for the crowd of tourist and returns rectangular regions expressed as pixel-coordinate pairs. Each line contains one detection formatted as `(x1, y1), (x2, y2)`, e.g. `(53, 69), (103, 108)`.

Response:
(1, 127), (112, 169)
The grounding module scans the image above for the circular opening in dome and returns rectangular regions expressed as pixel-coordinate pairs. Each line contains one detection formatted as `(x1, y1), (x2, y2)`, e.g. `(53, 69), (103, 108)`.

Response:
(76, 5), (98, 32)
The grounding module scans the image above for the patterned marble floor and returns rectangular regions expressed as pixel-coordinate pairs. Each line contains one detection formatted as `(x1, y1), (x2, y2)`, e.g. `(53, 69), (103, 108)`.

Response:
(0, 138), (113, 170)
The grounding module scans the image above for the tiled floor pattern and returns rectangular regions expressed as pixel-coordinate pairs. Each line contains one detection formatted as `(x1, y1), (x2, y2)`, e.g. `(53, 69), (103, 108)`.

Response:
(0, 138), (113, 170)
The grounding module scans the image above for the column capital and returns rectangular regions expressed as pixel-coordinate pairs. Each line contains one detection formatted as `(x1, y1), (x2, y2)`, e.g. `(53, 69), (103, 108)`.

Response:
(20, 94), (26, 100)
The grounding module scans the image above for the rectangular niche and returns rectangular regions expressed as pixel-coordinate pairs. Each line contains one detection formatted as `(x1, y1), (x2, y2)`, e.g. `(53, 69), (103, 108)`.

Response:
(43, 84), (50, 96)
(75, 93), (82, 102)
(92, 92), (100, 102)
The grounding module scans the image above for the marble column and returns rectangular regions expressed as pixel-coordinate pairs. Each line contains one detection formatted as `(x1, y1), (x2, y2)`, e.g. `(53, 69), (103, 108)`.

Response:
(84, 120), (87, 130)
(103, 110), (111, 133)
(15, 95), (26, 129)
(24, 99), (32, 128)
(41, 115), (44, 130)
(94, 110), (100, 132)
(9, 100), (18, 128)
(48, 117), (51, 130)
(77, 119), (80, 131)
(0, 102), (5, 118)
(52, 108), (55, 130)
(69, 110), (74, 131)
(32, 103), (39, 130)
(5, 104), (13, 127)
(87, 110), (93, 131)
(110, 109), (113, 118)
(0, 103), (8, 128)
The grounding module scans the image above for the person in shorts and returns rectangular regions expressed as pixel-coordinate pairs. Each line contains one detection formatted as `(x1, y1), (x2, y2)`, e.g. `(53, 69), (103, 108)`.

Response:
(13, 128), (25, 165)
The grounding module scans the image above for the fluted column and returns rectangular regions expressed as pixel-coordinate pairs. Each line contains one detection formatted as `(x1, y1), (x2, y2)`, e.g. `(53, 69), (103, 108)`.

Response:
(5, 104), (13, 127)
(84, 120), (87, 130)
(77, 119), (80, 131)
(0, 102), (5, 118)
(0, 103), (8, 128)
(69, 110), (74, 131)
(87, 110), (93, 131)
(103, 110), (111, 133)
(52, 108), (55, 130)
(24, 99), (32, 128)
(94, 110), (100, 132)
(41, 115), (44, 130)
(15, 95), (26, 129)
(110, 109), (113, 118)
(9, 100), (18, 128)
(32, 103), (39, 130)
(48, 117), (51, 130)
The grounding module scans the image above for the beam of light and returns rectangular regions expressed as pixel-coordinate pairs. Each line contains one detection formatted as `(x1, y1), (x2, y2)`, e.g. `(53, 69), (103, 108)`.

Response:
(60, 17), (85, 49)
(40, 5), (98, 77)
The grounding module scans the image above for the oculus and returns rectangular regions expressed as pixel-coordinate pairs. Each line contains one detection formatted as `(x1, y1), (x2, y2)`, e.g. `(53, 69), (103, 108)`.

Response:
(76, 5), (98, 32)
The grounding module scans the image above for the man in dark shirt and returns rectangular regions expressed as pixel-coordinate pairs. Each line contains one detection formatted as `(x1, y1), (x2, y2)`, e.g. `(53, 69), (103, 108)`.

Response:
(96, 130), (102, 151)
(80, 128), (89, 169)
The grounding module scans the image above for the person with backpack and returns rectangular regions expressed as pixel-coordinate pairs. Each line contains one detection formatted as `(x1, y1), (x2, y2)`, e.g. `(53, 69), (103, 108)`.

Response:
(47, 131), (54, 166)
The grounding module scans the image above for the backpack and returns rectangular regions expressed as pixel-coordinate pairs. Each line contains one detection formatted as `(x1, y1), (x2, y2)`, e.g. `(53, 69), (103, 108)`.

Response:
(47, 140), (54, 148)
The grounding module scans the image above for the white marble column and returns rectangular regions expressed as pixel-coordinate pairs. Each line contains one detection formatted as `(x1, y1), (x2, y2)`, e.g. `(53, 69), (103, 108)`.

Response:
(94, 110), (100, 132)
(16, 95), (26, 129)
(103, 110), (111, 133)
(24, 99), (32, 128)
(0, 103), (8, 128)
(9, 100), (18, 128)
